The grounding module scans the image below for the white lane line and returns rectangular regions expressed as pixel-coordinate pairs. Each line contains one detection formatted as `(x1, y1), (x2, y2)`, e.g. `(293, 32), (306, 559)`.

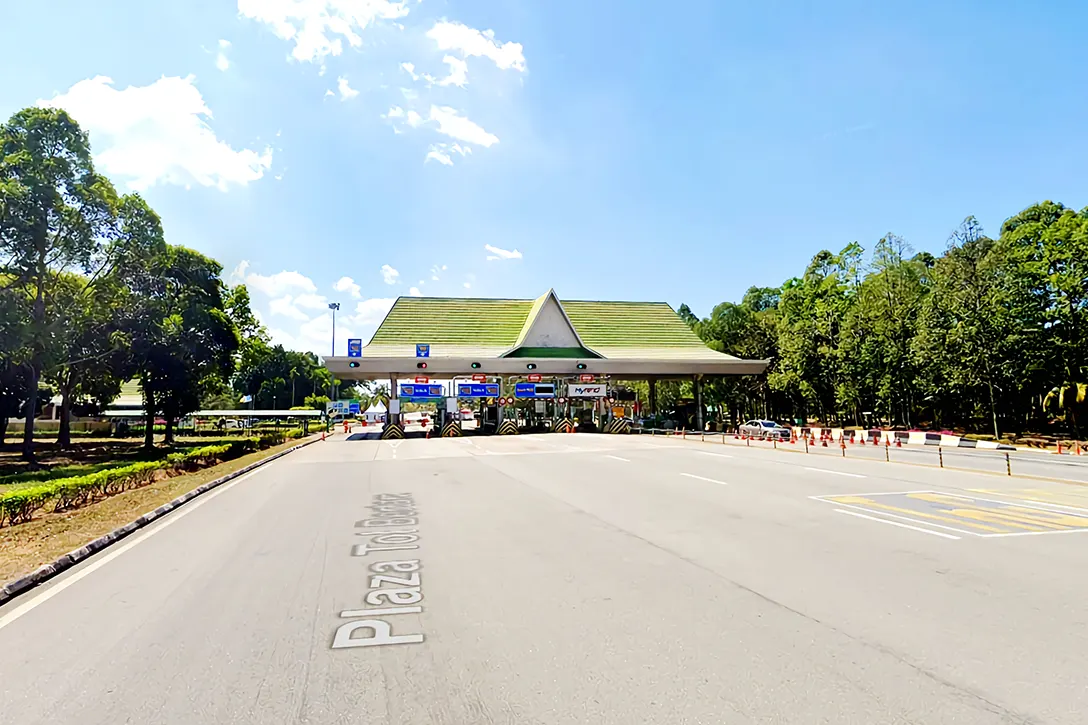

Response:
(696, 451), (733, 458)
(605, 455), (630, 462)
(680, 473), (728, 486)
(805, 467), (866, 479)
(0, 464), (273, 632)
(834, 509), (961, 540)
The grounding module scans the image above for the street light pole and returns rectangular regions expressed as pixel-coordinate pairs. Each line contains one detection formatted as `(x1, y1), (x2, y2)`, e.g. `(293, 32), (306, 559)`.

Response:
(328, 301), (340, 402)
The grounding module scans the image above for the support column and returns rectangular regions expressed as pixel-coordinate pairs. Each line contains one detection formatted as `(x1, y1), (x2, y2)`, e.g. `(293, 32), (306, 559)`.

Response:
(389, 374), (399, 426)
(694, 375), (703, 432)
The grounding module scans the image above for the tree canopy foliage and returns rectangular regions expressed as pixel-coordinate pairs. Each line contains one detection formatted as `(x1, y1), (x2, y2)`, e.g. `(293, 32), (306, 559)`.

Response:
(0, 107), (341, 458)
(681, 207), (1088, 438)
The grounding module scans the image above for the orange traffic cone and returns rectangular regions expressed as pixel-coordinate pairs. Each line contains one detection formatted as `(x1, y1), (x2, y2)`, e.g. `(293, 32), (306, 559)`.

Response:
(896, 438), (902, 447)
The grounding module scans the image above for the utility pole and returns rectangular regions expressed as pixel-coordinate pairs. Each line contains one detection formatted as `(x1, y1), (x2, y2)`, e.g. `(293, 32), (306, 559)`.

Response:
(328, 301), (340, 401)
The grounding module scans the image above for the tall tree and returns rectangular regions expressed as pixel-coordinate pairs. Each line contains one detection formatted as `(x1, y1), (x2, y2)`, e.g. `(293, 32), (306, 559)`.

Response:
(0, 107), (120, 460)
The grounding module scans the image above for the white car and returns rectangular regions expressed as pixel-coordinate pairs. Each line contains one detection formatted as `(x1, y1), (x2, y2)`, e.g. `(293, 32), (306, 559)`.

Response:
(738, 419), (791, 440)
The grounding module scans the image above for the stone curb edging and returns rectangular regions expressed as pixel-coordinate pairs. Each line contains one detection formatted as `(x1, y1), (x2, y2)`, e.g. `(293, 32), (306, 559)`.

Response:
(0, 435), (323, 607)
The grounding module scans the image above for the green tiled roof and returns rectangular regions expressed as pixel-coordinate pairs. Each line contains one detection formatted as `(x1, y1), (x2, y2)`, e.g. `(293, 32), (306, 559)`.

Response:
(563, 301), (708, 349)
(369, 298), (533, 346)
(364, 293), (721, 358)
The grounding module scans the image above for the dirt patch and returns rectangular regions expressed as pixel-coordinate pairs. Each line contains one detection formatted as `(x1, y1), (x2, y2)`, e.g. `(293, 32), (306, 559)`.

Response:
(0, 437), (314, 584)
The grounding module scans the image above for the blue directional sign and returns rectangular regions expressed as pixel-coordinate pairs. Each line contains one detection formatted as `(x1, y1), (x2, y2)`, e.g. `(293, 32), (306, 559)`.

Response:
(415, 344), (430, 358)
(348, 401), (361, 414)
(514, 382), (556, 398)
(347, 338), (362, 357)
(399, 384), (443, 399)
(458, 383), (499, 398)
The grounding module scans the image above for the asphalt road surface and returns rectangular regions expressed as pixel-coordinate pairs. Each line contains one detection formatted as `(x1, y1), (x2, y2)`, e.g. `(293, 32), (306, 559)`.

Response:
(3, 433), (1088, 724)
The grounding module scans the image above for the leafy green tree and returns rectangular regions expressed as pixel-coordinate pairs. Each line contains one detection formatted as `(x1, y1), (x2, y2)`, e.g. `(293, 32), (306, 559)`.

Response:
(0, 107), (120, 459)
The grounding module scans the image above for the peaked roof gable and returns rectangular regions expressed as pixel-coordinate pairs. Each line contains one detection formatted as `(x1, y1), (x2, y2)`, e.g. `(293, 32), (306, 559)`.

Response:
(503, 289), (597, 356)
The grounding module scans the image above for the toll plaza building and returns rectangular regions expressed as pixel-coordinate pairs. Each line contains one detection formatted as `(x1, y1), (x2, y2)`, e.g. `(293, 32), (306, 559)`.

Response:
(325, 290), (768, 437)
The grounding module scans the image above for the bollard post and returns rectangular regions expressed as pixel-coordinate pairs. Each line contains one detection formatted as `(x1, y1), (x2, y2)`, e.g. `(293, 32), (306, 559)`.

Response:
(885, 441), (890, 462)
(747, 436), (750, 447)
(722, 433), (726, 445)
(841, 441), (846, 458)
(701, 431), (705, 442)
(1006, 452), (1011, 476)
(938, 446), (944, 468)
(773, 437), (777, 449)
(804, 436), (809, 453)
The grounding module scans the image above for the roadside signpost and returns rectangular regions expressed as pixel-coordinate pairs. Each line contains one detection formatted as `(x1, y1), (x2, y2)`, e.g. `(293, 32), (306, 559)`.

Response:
(347, 339), (362, 357)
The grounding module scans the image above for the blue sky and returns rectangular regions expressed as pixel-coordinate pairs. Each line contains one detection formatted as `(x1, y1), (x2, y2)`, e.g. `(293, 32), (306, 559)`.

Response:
(2, 0), (1086, 355)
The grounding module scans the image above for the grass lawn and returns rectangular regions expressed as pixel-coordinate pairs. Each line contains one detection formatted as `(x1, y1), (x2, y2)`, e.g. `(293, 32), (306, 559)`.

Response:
(0, 436), (315, 584)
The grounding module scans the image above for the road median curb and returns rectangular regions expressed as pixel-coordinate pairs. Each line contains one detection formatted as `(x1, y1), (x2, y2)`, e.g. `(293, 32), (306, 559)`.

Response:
(0, 435), (322, 606)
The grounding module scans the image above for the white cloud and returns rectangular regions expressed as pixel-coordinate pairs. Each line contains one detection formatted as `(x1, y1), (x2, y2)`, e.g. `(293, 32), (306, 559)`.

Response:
(426, 21), (526, 72)
(429, 105), (498, 147)
(425, 142), (471, 166)
(400, 62), (419, 80)
(243, 270), (318, 297)
(333, 276), (362, 298)
(353, 297), (396, 324)
(39, 75), (272, 192)
(230, 260), (251, 285)
(337, 76), (359, 100)
(216, 39), (231, 71)
(463, 282), (472, 289)
(298, 312), (356, 356)
(430, 264), (443, 281)
(238, 0), (409, 63)
(324, 89), (336, 98)
(408, 286), (422, 296)
(294, 292), (330, 309)
(269, 295), (311, 321)
(484, 244), (522, 260)
(436, 56), (468, 87)
(380, 264), (400, 285)
(417, 279), (425, 285)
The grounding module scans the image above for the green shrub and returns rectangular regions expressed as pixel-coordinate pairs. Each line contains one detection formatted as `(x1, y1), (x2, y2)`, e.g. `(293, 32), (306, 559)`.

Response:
(283, 428), (304, 440)
(0, 437), (265, 528)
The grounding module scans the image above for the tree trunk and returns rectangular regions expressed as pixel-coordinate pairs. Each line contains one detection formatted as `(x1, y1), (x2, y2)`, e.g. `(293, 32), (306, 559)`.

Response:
(21, 363), (39, 461)
(0, 417), (8, 448)
(143, 385), (156, 451)
(986, 378), (1000, 440)
(58, 373), (73, 449)
(164, 417), (175, 446)
(291, 377), (296, 407)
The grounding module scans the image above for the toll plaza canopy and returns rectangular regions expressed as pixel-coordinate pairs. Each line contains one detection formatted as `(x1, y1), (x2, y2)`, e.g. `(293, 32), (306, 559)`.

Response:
(325, 289), (768, 379)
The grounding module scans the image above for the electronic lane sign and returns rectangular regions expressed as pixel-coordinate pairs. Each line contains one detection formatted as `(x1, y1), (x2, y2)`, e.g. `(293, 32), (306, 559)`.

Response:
(457, 383), (500, 398)
(347, 338), (362, 357)
(415, 344), (430, 358)
(515, 382), (556, 399)
(399, 384), (444, 399)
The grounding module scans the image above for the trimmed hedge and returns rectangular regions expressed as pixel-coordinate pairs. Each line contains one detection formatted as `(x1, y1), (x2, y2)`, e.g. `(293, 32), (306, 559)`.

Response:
(0, 435), (293, 528)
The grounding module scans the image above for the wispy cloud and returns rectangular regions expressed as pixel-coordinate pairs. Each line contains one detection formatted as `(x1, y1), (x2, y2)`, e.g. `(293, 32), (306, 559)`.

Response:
(381, 264), (400, 285)
(484, 244), (522, 261)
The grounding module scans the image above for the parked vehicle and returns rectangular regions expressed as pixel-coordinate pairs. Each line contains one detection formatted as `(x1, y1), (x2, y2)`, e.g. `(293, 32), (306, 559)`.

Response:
(738, 419), (791, 440)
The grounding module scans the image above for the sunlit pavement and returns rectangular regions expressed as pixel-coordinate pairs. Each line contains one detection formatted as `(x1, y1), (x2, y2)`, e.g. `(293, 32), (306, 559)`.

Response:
(2, 432), (1087, 723)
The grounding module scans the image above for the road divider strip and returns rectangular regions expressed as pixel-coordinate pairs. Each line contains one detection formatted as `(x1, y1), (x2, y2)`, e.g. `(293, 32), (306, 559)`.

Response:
(680, 473), (728, 486)
(0, 435), (324, 607)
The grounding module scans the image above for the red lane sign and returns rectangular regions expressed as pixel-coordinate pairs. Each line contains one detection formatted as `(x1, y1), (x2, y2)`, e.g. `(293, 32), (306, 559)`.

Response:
(472, 373), (487, 381)
(527, 373), (542, 382)
(498, 397), (507, 406)
(415, 376), (429, 383)
(579, 374), (595, 382)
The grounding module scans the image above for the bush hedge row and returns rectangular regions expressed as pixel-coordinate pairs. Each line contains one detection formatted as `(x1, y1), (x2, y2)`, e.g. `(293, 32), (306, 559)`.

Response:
(0, 429), (306, 528)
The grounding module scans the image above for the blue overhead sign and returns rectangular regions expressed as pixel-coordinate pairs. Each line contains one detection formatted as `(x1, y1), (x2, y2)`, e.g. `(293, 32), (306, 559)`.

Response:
(458, 383), (499, 398)
(348, 401), (361, 414)
(347, 338), (362, 357)
(515, 382), (556, 399)
(399, 384), (443, 399)
(416, 344), (430, 358)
